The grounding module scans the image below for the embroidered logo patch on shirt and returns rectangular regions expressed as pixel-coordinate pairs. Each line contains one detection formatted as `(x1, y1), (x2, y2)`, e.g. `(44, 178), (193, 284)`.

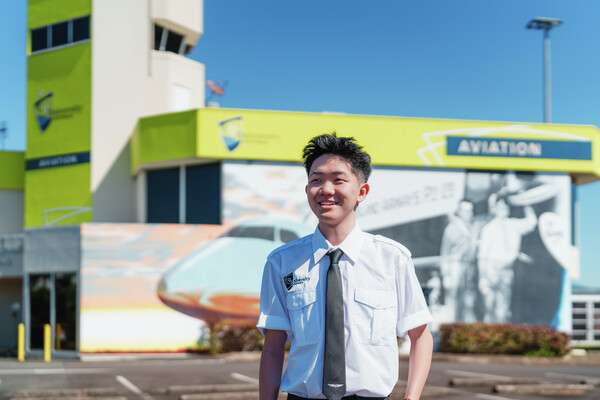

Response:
(283, 272), (310, 291)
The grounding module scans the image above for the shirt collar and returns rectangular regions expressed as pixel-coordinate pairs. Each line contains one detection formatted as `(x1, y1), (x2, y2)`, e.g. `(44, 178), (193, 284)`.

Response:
(311, 223), (364, 265)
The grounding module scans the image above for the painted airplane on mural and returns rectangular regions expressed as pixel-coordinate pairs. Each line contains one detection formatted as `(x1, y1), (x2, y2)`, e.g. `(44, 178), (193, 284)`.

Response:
(157, 217), (313, 326)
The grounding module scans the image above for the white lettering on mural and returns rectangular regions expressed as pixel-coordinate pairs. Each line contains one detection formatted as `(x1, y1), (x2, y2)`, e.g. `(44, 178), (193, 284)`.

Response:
(360, 181), (457, 217)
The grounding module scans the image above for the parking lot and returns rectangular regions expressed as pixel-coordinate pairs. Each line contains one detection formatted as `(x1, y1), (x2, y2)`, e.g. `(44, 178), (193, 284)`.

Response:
(0, 353), (599, 400)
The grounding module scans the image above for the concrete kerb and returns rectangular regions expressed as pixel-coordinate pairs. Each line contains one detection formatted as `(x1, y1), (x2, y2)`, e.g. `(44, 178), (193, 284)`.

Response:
(180, 392), (269, 400)
(449, 377), (543, 387)
(494, 383), (595, 396)
(392, 385), (458, 399)
(148, 383), (258, 395)
(545, 372), (600, 387)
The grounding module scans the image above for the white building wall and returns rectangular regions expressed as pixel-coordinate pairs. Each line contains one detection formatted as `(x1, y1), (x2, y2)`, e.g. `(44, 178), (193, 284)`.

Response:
(0, 191), (23, 234)
(91, 0), (204, 220)
(145, 51), (205, 116)
(91, 0), (151, 194)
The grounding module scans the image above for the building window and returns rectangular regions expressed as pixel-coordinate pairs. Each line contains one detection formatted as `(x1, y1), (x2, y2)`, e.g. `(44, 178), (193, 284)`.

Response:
(153, 23), (193, 56)
(72, 16), (90, 42)
(145, 164), (222, 224)
(165, 30), (183, 54)
(147, 167), (180, 223)
(51, 21), (69, 47)
(31, 27), (48, 52)
(154, 25), (164, 51)
(30, 15), (90, 54)
(186, 163), (221, 224)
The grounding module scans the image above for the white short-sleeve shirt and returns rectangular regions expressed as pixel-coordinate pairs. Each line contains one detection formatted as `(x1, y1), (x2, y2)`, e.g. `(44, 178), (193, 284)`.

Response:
(257, 224), (433, 398)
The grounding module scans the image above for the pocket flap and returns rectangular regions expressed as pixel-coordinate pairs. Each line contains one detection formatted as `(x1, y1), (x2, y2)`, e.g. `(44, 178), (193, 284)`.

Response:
(287, 290), (317, 310)
(354, 288), (395, 309)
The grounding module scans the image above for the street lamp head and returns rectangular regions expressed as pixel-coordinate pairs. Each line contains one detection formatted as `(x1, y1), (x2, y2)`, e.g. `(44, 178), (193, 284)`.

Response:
(527, 17), (563, 31)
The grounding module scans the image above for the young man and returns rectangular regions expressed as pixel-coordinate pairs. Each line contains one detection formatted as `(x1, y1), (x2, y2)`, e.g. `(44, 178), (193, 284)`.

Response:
(257, 134), (433, 400)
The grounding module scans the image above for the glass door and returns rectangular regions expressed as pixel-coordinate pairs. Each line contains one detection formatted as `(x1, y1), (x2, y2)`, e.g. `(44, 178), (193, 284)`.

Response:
(28, 273), (78, 353)
(29, 274), (51, 350)
(55, 273), (77, 351)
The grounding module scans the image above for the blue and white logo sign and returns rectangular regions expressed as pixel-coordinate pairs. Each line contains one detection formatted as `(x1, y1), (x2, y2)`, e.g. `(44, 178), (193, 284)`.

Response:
(34, 91), (53, 132)
(447, 136), (592, 160)
(33, 91), (82, 133)
(218, 116), (243, 151)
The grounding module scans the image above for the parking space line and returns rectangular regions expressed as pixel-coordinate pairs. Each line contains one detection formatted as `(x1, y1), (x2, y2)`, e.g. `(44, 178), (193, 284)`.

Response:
(116, 375), (154, 400)
(446, 369), (510, 380)
(230, 372), (259, 385)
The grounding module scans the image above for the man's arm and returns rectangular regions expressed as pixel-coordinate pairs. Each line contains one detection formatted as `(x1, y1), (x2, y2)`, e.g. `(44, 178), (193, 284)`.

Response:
(518, 205), (537, 234)
(404, 324), (433, 400)
(259, 329), (287, 400)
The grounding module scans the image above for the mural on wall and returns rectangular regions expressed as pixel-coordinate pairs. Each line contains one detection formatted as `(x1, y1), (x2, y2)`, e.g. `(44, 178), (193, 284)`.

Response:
(363, 169), (574, 331)
(81, 162), (574, 351)
(80, 223), (228, 352)
(80, 162), (313, 352)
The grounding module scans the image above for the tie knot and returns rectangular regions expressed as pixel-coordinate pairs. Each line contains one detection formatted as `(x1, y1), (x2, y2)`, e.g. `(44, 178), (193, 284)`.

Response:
(328, 248), (344, 265)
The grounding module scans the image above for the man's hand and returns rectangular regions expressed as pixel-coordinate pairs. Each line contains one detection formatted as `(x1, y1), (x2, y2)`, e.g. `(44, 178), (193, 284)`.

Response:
(404, 324), (433, 400)
(259, 329), (287, 400)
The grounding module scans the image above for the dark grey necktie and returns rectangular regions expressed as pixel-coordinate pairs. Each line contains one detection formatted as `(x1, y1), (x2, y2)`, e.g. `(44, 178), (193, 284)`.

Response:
(323, 248), (345, 400)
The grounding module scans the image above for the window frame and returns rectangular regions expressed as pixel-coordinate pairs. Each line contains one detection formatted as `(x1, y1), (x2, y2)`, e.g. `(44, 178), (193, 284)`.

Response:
(30, 15), (91, 56)
(153, 23), (191, 56)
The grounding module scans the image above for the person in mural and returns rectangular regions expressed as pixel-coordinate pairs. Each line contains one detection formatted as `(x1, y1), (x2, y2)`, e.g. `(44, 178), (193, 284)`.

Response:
(439, 199), (478, 322)
(257, 133), (433, 400)
(477, 193), (537, 323)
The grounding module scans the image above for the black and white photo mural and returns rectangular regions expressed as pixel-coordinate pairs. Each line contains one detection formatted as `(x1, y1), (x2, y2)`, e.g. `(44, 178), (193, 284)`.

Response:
(359, 169), (574, 332)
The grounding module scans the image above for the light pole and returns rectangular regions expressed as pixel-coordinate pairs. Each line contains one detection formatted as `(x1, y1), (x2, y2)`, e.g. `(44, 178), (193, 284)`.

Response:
(526, 17), (562, 123)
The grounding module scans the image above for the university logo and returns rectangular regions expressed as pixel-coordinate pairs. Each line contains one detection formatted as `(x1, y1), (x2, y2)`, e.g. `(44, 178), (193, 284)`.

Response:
(283, 272), (310, 291)
(34, 91), (53, 132)
(218, 116), (243, 151)
(33, 90), (82, 133)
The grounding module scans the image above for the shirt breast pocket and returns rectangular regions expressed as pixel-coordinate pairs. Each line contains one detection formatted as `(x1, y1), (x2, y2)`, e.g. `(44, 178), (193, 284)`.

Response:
(354, 288), (397, 346)
(287, 290), (320, 347)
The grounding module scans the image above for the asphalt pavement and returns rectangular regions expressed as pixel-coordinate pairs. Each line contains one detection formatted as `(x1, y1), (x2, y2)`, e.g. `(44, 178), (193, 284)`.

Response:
(0, 353), (599, 400)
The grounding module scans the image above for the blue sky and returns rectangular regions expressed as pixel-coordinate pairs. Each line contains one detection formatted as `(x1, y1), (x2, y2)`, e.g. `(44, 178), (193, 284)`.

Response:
(1, 1), (599, 286)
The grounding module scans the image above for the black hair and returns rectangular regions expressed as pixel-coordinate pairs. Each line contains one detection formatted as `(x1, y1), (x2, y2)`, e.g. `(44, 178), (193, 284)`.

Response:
(302, 133), (371, 182)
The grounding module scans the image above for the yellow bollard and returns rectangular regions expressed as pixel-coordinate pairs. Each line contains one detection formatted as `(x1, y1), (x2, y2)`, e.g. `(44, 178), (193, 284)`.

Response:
(55, 324), (62, 351)
(17, 323), (25, 362)
(43, 324), (51, 362)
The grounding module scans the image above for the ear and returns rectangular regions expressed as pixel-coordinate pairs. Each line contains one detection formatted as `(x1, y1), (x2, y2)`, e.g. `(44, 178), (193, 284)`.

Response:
(357, 182), (370, 203)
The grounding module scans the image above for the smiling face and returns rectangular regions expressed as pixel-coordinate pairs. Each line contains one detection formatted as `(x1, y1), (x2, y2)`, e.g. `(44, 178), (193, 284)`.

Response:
(305, 154), (369, 231)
